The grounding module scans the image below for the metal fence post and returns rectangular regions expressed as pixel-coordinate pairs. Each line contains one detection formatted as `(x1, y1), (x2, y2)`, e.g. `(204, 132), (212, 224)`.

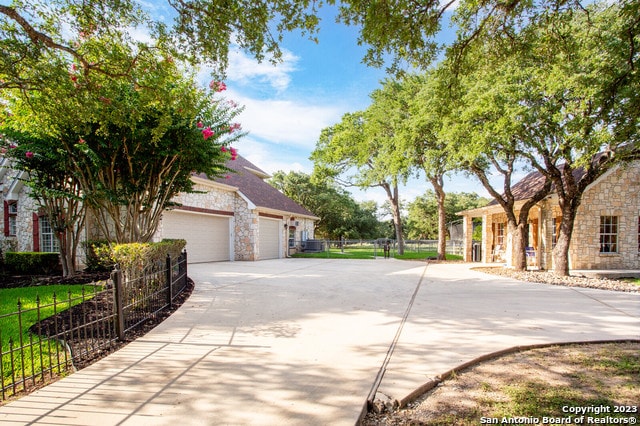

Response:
(111, 266), (125, 341)
(166, 253), (173, 307)
(183, 250), (188, 287)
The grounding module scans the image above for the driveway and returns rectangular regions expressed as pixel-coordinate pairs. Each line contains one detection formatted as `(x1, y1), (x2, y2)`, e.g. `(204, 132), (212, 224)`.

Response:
(1, 259), (638, 425)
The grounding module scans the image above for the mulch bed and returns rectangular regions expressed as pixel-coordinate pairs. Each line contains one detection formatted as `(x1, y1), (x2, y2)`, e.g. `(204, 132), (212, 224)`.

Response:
(2, 268), (193, 370)
(27, 277), (194, 370)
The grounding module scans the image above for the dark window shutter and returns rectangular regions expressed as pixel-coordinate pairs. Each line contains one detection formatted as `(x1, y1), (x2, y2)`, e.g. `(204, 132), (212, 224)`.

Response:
(3, 201), (8, 237)
(32, 213), (40, 252)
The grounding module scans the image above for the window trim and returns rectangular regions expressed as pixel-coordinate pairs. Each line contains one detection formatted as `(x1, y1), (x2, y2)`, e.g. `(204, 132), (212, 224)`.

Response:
(599, 215), (618, 254)
(5, 201), (17, 237)
(637, 215), (639, 254)
(496, 222), (505, 247)
(38, 215), (60, 253)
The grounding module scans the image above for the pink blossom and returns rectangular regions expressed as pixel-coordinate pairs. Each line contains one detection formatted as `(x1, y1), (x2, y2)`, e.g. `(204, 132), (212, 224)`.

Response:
(230, 147), (238, 160)
(202, 127), (214, 140)
(70, 75), (78, 82)
(197, 121), (204, 128)
(78, 138), (86, 144)
(9, 143), (16, 149)
(209, 81), (227, 92)
(225, 175), (230, 179)
(25, 151), (34, 158)
(228, 123), (241, 133)
(221, 146), (227, 153)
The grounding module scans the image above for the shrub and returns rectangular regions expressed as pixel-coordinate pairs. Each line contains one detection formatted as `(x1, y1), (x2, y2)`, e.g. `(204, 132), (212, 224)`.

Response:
(82, 239), (112, 272)
(4, 252), (61, 275)
(95, 240), (186, 279)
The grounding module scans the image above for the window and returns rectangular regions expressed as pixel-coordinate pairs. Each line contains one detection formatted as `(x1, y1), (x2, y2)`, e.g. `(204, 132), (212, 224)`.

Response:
(599, 216), (618, 253)
(7, 202), (17, 236)
(552, 216), (562, 248)
(39, 216), (60, 253)
(496, 222), (505, 246)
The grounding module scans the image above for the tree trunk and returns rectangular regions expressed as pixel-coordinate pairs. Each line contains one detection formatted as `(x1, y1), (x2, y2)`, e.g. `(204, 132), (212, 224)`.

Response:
(381, 181), (404, 255)
(392, 203), (405, 255)
(512, 221), (528, 271)
(430, 176), (447, 260)
(552, 208), (577, 276)
(57, 231), (72, 277)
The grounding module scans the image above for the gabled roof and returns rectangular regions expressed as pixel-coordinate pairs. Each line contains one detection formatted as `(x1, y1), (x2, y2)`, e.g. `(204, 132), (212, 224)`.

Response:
(487, 164), (588, 206)
(196, 155), (318, 219)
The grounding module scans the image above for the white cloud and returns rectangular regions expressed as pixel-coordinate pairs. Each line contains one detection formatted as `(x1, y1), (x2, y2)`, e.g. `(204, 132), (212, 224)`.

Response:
(229, 90), (342, 149)
(226, 49), (299, 92)
(235, 138), (309, 175)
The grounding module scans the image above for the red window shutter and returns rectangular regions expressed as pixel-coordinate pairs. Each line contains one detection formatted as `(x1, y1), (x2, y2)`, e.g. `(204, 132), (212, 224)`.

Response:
(32, 213), (40, 252)
(3, 201), (8, 237)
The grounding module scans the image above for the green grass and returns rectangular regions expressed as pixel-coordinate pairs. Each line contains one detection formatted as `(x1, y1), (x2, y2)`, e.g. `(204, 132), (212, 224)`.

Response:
(409, 344), (640, 425)
(1, 284), (100, 397)
(622, 277), (640, 286)
(292, 247), (463, 261)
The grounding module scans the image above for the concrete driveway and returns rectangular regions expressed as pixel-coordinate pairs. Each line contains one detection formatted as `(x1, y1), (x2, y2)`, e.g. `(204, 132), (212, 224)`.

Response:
(1, 259), (638, 425)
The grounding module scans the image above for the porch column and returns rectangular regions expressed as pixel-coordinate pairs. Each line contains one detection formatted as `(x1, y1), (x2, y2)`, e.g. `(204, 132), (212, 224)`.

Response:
(462, 214), (473, 262)
(482, 213), (491, 263)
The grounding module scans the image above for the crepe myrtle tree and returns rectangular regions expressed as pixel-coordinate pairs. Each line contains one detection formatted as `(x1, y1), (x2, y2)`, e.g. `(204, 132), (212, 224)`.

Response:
(0, 131), (87, 277)
(2, 62), (244, 247)
(71, 81), (244, 244)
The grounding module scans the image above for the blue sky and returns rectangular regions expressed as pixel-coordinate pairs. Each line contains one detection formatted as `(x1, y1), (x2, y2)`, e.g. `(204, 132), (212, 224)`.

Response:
(158, 3), (492, 206)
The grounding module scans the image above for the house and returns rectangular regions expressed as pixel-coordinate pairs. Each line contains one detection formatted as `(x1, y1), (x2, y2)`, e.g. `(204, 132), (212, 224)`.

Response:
(1, 155), (318, 264)
(458, 161), (640, 271)
(156, 155), (319, 262)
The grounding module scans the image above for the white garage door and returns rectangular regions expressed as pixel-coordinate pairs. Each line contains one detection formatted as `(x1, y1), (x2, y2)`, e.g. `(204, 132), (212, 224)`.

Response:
(259, 218), (281, 260)
(162, 211), (231, 263)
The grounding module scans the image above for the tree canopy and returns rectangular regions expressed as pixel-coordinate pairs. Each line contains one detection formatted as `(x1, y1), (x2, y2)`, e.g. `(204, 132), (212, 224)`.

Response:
(1, 36), (244, 249)
(406, 191), (488, 240)
(0, 0), (325, 85)
(269, 170), (384, 239)
(311, 82), (412, 252)
(441, 1), (640, 273)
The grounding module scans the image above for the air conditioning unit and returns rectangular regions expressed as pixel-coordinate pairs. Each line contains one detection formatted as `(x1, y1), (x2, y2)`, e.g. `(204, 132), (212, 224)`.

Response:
(290, 220), (299, 227)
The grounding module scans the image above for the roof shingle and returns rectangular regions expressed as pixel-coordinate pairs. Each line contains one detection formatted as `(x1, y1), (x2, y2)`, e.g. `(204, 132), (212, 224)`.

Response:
(197, 156), (317, 218)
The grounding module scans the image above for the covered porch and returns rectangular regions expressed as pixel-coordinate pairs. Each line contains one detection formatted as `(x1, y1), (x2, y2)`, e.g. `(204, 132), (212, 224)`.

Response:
(459, 199), (559, 270)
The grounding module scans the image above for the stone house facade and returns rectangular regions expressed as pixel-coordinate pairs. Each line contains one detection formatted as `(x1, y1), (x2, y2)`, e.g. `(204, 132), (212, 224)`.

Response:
(1, 155), (318, 264)
(458, 161), (640, 271)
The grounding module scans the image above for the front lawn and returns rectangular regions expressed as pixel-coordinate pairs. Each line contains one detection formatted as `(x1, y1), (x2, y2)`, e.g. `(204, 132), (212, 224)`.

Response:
(1, 284), (101, 397)
(292, 247), (463, 261)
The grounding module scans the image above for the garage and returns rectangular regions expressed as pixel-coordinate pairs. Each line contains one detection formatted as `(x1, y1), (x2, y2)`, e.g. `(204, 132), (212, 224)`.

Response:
(259, 217), (281, 260)
(162, 210), (232, 262)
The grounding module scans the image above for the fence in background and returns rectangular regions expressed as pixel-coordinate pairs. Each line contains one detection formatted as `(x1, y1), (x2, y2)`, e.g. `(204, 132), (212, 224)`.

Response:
(1, 251), (188, 402)
(294, 239), (465, 257)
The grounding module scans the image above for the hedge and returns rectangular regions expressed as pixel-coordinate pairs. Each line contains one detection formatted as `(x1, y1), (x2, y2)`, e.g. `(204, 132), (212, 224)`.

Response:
(4, 252), (61, 275)
(93, 240), (187, 278)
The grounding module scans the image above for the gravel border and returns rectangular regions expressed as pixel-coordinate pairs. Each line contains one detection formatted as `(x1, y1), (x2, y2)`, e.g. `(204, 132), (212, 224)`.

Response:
(472, 266), (640, 293)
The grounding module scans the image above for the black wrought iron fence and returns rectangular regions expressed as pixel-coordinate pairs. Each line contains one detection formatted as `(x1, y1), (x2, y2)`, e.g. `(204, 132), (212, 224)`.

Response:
(1, 250), (188, 402)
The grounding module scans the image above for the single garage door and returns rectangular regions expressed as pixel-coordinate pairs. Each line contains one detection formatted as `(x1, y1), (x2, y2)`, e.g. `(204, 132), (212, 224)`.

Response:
(162, 211), (231, 262)
(259, 217), (281, 260)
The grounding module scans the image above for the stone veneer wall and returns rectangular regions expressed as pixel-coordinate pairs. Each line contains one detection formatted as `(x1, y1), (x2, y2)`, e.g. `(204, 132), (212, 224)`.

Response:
(155, 183), (259, 261)
(171, 183), (236, 212)
(568, 162), (640, 270)
(234, 195), (257, 260)
(1, 171), (38, 253)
